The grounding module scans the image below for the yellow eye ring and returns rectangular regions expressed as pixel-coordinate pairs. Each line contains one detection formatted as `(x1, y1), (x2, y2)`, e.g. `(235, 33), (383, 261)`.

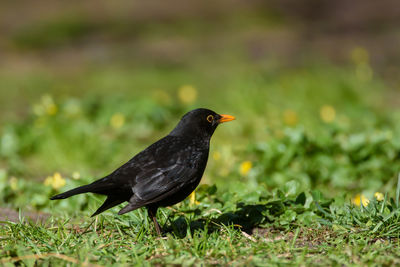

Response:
(207, 115), (214, 123)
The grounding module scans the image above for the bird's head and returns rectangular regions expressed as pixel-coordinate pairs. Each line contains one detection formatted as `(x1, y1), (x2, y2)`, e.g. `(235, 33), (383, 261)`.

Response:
(169, 108), (235, 139)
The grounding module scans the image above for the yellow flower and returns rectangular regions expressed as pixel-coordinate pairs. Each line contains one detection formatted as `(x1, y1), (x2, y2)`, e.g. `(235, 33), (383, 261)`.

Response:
(283, 109), (298, 126)
(178, 85), (197, 105)
(10, 177), (18, 191)
(212, 151), (221, 161)
(188, 191), (200, 205)
(239, 161), (252, 176)
(350, 47), (373, 82)
(52, 173), (66, 189)
(44, 176), (52, 186)
(352, 194), (369, 207)
(72, 171), (81, 180)
(46, 103), (58, 115)
(110, 113), (125, 129)
(350, 46), (369, 65)
(44, 172), (66, 190)
(320, 105), (336, 123)
(374, 192), (384, 201)
(32, 94), (58, 116)
(42, 95), (57, 115)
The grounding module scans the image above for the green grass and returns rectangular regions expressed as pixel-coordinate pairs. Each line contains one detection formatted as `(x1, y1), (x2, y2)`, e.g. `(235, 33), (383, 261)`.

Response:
(2, 2), (400, 264)
(1, 58), (400, 266)
(2, 180), (400, 266)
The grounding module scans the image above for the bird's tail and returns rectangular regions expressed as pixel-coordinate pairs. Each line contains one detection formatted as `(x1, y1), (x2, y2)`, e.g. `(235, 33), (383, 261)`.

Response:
(50, 178), (111, 200)
(50, 184), (94, 200)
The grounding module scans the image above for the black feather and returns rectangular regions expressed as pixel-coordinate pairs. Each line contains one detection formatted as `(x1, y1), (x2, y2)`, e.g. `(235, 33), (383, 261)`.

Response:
(91, 196), (126, 217)
(50, 108), (234, 235)
(50, 184), (95, 200)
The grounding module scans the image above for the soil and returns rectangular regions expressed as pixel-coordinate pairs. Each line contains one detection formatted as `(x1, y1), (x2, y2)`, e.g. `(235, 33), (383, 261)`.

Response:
(0, 207), (50, 223)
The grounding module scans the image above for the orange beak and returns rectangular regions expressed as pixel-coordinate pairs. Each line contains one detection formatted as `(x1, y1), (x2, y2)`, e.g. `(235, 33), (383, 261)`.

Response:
(218, 114), (236, 123)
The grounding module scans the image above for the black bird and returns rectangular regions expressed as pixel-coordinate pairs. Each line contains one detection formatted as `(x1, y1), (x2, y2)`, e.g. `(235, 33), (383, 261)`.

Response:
(50, 108), (235, 235)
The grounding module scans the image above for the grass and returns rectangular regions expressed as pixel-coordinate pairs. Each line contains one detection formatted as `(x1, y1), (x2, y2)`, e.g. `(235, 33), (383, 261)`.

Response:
(2, 2), (400, 264)
(2, 180), (400, 266)
(1, 27), (400, 265)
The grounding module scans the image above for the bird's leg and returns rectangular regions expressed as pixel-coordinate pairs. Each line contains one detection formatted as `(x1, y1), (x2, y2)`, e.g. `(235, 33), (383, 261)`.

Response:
(147, 206), (162, 236)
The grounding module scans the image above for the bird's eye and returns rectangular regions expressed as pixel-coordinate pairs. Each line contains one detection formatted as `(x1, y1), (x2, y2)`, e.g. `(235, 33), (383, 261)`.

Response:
(206, 115), (214, 123)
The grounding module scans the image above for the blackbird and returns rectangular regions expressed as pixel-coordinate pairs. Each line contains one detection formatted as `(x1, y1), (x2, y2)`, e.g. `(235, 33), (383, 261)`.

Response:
(50, 108), (235, 235)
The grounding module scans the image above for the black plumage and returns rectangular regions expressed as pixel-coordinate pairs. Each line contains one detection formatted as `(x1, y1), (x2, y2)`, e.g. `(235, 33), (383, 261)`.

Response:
(50, 108), (235, 235)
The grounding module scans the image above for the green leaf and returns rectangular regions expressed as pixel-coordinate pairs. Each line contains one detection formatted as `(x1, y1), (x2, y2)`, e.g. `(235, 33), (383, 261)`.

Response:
(295, 192), (306, 206)
(279, 210), (297, 225)
(284, 180), (300, 197)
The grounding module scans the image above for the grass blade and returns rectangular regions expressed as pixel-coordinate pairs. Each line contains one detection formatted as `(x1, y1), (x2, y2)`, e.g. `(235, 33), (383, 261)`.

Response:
(396, 173), (400, 209)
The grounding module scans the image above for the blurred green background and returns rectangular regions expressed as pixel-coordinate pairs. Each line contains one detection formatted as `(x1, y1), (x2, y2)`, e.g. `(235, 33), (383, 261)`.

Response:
(1, 0), (400, 211)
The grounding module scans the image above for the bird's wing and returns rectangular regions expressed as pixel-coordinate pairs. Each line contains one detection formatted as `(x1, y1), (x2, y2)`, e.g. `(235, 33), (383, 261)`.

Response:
(132, 161), (199, 204)
(108, 136), (208, 205)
